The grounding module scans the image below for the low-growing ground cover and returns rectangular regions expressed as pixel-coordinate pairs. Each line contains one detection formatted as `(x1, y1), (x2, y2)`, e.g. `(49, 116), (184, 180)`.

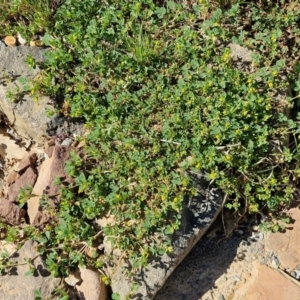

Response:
(1, 0), (300, 290)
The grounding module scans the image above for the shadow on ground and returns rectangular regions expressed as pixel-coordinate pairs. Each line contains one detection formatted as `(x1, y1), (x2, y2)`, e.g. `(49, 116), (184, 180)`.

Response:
(154, 212), (258, 300)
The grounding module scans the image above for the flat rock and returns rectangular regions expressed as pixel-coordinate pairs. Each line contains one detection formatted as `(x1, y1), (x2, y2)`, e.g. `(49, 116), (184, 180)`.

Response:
(18, 152), (37, 173)
(0, 46), (53, 141)
(76, 267), (107, 300)
(65, 270), (81, 287)
(265, 206), (300, 270)
(0, 47), (84, 141)
(110, 173), (223, 299)
(27, 196), (49, 226)
(0, 241), (17, 257)
(0, 199), (25, 224)
(33, 145), (71, 197)
(6, 170), (20, 186)
(0, 130), (27, 161)
(8, 166), (37, 202)
(233, 263), (300, 300)
(0, 240), (60, 299)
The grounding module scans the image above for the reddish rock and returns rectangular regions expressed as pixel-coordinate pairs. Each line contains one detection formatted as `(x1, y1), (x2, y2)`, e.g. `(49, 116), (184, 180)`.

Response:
(18, 152), (37, 173)
(0, 199), (25, 225)
(6, 170), (20, 186)
(33, 145), (71, 197)
(0, 240), (60, 299)
(236, 264), (300, 300)
(8, 167), (37, 203)
(27, 196), (40, 224)
(265, 207), (300, 270)
(44, 145), (55, 158)
(27, 196), (50, 226)
(32, 210), (50, 227)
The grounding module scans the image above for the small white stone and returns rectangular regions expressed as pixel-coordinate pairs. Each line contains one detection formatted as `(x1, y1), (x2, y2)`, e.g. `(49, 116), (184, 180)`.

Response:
(65, 273), (81, 287)
(17, 33), (27, 45)
(61, 138), (73, 146)
(271, 259), (279, 269)
(292, 269), (300, 279)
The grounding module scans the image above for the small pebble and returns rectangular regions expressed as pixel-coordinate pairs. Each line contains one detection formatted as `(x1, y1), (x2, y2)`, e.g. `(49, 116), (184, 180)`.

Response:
(61, 138), (73, 146)
(4, 36), (16, 46)
(217, 295), (225, 300)
(291, 269), (300, 279)
(271, 260), (278, 269)
(24, 140), (32, 150)
(17, 33), (27, 45)
(233, 275), (241, 282)
(236, 229), (244, 236)
(215, 276), (227, 285)
(30, 40), (44, 47)
(65, 273), (80, 287)
(251, 231), (264, 241)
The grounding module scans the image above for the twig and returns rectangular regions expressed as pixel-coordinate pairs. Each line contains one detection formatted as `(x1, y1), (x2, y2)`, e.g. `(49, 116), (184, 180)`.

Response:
(240, 169), (273, 185)
(216, 143), (241, 150)
(4, 254), (40, 270)
(159, 139), (181, 145)
(221, 193), (228, 237)
(92, 230), (103, 240)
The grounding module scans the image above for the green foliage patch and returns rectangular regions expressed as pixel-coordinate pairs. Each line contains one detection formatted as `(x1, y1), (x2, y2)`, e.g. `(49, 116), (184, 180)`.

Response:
(1, 0), (300, 284)
(0, 0), (63, 39)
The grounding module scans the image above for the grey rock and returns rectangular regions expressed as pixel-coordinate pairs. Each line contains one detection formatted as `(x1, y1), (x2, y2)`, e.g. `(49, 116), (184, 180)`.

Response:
(47, 115), (84, 137)
(110, 172), (224, 299)
(228, 43), (253, 62)
(271, 259), (279, 269)
(217, 294), (225, 300)
(61, 138), (73, 146)
(0, 240), (60, 299)
(0, 41), (5, 51)
(251, 231), (264, 241)
(0, 46), (53, 141)
(236, 229), (244, 236)
(0, 46), (46, 77)
(0, 46), (84, 143)
(233, 275), (241, 282)
(49, 115), (64, 131)
(291, 269), (300, 280)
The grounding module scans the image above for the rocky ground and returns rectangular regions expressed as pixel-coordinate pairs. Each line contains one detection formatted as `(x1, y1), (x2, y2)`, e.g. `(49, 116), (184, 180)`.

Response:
(0, 40), (300, 300)
(1, 121), (300, 300)
(155, 204), (300, 300)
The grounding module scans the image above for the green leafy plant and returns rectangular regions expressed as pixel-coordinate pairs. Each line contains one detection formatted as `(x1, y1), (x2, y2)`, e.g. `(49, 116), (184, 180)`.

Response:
(1, 0), (300, 290)
(34, 289), (42, 300)
(0, 0), (63, 39)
